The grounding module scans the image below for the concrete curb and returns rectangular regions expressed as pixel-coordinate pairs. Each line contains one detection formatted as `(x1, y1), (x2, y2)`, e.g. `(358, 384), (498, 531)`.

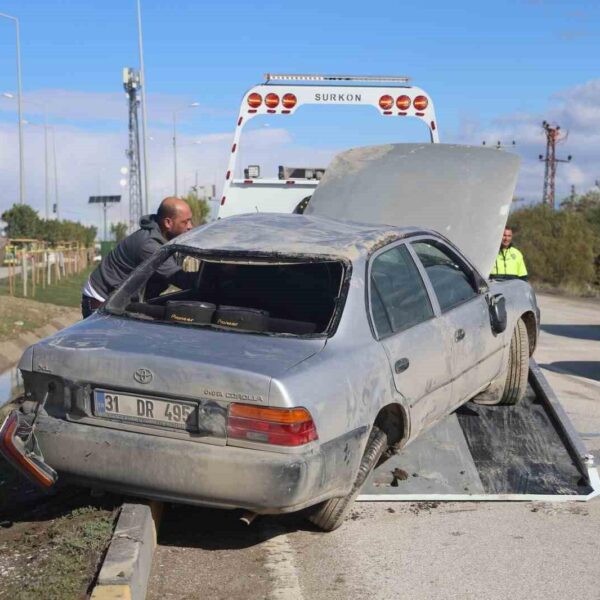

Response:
(0, 312), (79, 372)
(91, 501), (163, 600)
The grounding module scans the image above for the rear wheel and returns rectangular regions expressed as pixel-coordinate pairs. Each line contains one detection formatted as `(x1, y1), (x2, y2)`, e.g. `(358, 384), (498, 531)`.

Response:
(473, 317), (529, 406)
(307, 425), (388, 532)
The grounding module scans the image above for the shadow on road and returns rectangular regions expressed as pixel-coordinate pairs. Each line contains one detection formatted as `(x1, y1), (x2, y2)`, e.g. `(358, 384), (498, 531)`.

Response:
(540, 361), (600, 382)
(157, 504), (315, 550)
(541, 324), (600, 342)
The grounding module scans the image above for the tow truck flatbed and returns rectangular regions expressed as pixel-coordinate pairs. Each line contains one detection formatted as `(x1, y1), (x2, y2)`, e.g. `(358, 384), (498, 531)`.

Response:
(359, 360), (599, 502)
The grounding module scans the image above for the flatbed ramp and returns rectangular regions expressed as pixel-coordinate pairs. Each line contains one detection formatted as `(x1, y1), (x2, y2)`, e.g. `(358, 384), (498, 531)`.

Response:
(358, 360), (600, 502)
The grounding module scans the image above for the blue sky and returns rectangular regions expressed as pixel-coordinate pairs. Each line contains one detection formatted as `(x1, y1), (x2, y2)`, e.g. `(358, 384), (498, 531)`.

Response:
(0, 0), (599, 224)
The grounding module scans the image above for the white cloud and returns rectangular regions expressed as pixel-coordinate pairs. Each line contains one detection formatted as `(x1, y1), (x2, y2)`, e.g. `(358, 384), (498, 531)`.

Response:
(0, 119), (333, 235)
(453, 78), (600, 203)
(0, 88), (228, 126)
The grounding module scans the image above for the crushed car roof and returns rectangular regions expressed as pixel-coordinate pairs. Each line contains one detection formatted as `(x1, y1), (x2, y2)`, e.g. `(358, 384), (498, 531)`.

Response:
(174, 213), (420, 261)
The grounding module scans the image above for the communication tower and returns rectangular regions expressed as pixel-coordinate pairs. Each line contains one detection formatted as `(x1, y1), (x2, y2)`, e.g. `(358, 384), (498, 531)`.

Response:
(123, 68), (143, 230)
(539, 121), (572, 208)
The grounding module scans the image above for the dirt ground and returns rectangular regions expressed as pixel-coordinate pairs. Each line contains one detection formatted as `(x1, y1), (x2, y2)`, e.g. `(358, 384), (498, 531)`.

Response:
(0, 400), (120, 600)
(0, 296), (79, 343)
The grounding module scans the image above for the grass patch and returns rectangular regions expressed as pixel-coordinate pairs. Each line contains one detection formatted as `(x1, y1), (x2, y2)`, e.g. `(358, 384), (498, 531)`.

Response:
(0, 503), (117, 600)
(0, 266), (93, 308)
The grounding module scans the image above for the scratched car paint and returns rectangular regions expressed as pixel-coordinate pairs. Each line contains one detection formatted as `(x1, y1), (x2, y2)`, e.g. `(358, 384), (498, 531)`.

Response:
(2, 144), (540, 531)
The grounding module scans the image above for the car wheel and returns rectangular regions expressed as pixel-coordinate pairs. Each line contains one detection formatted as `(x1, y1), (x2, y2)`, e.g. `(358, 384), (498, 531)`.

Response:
(307, 425), (388, 532)
(498, 317), (529, 405)
(473, 317), (529, 406)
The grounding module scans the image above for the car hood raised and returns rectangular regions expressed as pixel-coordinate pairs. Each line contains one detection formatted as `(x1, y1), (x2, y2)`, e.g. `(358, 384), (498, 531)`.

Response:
(306, 143), (520, 276)
(27, 314), (326, 404)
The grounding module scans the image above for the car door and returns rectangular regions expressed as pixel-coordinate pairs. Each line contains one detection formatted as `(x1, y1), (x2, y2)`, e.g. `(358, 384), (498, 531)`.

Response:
(368, 242), (455, 439)
(410, 238), (504, 405)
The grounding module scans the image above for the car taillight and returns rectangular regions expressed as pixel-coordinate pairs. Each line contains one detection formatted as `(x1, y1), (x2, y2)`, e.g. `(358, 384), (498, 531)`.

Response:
(282, 93), (297, 109)
(396, 95), (411, 110)
(413, 95), (428, 110)
(247, 93), (262, 108)
(227, 403), (318, 446)
(265, 93), (280, 108)
(0, 411), (57, 488)
(378, 95), (393, 110)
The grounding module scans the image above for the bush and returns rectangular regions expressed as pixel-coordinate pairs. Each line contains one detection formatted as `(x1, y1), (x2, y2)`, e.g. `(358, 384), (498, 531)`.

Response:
(1, 203), (96, 247)
(508, 204), (598, 289)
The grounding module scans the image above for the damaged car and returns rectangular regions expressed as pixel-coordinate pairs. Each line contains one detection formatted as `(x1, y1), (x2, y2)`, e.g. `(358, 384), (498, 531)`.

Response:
(0, 144), (540, 531)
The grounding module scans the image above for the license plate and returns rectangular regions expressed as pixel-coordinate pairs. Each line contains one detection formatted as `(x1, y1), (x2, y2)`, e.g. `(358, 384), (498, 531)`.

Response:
(94, 390), (198, 431)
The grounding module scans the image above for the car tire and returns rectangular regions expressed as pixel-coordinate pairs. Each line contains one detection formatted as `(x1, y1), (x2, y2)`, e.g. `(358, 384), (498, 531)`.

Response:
(473, 317), (529, 406)
(498, 317), (529, 405)
(307, 425), (388, 532)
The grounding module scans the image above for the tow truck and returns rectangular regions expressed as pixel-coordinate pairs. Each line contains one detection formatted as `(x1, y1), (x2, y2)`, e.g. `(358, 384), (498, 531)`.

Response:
(218, 73), (439, 218)
(217, 74), (600, 504)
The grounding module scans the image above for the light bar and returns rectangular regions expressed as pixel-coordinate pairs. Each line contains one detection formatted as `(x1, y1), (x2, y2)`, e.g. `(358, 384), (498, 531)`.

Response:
(265, 73), (411, 83)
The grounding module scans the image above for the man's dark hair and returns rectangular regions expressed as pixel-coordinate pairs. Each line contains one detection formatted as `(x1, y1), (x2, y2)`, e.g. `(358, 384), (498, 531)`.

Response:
(504, 226), (513, 232)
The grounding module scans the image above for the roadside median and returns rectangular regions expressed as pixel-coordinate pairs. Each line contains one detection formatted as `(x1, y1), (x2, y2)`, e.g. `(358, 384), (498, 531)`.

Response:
(91, 502), (163, 600)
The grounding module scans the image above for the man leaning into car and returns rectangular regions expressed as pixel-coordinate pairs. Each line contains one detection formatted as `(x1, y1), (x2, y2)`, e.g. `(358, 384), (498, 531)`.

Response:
(81, 197), (194, 318)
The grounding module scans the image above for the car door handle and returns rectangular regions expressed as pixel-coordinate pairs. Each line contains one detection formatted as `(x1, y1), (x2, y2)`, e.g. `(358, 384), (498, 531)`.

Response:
(395, 358), (410, 374)
(455, 328), (466, 342)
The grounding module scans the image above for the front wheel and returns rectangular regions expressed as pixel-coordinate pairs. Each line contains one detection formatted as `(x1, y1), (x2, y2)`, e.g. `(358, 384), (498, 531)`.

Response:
(307, 425), (388, 532)
(473, 317), (529, 406)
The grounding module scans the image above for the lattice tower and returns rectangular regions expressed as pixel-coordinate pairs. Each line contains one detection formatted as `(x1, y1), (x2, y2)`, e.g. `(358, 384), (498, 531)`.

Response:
(123, 68), (143, 231)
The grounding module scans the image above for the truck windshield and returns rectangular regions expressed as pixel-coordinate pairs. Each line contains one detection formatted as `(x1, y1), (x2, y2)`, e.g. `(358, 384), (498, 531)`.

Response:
(105, 248), (346, 337)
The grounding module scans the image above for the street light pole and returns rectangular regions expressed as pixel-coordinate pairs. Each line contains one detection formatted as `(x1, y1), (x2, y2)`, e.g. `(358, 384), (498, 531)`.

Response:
(2, 92), (49, 217)
(50, 126), (60, 220)
(0, 12), (25, 204)
(136, 0), (150, 214)
(173, 111), (178, 196)
(172, 102), (199, 197)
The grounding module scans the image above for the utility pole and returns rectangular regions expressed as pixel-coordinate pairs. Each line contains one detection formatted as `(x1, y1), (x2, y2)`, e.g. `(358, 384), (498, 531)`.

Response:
(539, 121), (572, 208)
(0, 12), (24, 204)
(136, 0), (150, 214)
(123, 68), (143, 230)
(482, 140), (516, 150)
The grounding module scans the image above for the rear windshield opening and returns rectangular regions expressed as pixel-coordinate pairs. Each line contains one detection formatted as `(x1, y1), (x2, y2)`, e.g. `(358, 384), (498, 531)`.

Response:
(113, 250), (346, 336)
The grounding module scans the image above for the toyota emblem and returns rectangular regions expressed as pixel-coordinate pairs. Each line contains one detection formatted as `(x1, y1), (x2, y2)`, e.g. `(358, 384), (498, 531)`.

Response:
(134, 368), (153, 384)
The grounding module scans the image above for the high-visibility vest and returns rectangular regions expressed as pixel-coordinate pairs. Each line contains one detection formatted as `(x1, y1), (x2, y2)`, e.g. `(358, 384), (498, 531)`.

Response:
(491, 246), (528, 278)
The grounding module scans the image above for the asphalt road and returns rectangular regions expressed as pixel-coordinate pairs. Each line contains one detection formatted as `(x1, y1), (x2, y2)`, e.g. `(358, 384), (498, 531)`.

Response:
(147, 293), (600, 600)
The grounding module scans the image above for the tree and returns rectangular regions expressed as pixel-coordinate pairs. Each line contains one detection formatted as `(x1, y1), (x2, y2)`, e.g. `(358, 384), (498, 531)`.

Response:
(111, 222), (128, 242)
(1, 203), (97, 247)
(184, 191), (210, 226)
(508, 204), (598, 288)
(1, 204), (41, 238)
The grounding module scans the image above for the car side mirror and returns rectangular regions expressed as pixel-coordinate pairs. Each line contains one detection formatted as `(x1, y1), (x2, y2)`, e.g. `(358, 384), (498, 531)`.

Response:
(488, 293), (507, 334)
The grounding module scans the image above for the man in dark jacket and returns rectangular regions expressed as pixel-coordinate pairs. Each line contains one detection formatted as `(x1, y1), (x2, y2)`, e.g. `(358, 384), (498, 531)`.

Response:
(81, 197), (194, 317)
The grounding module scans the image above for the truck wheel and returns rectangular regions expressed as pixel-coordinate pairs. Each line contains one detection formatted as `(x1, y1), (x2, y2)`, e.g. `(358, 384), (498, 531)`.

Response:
(473, 317), (529, 406)
(307, 425), (388, 532)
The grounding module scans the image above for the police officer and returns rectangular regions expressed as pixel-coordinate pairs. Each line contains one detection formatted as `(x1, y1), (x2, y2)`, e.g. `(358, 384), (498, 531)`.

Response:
(81, 197), (194, 317)
(491, 226), (528, 280)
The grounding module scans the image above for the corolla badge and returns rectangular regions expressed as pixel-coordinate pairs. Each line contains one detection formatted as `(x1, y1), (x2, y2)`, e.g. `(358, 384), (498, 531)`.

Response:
(134, 368), (153, 384)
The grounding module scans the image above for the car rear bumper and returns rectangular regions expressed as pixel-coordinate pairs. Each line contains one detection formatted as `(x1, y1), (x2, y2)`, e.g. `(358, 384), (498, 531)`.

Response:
(32, 415), (367, 513)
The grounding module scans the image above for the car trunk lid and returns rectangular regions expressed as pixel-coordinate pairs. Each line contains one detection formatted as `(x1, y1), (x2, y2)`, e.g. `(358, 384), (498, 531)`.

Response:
(31, 313), (325, 405)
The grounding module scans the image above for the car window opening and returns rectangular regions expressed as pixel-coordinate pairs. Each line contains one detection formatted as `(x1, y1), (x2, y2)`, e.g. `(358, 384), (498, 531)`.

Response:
(120, 252), (346, 336)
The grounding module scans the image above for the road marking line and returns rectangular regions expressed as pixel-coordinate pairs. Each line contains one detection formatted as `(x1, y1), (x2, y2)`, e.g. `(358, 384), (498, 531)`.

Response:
(261, 523), (304, 600)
